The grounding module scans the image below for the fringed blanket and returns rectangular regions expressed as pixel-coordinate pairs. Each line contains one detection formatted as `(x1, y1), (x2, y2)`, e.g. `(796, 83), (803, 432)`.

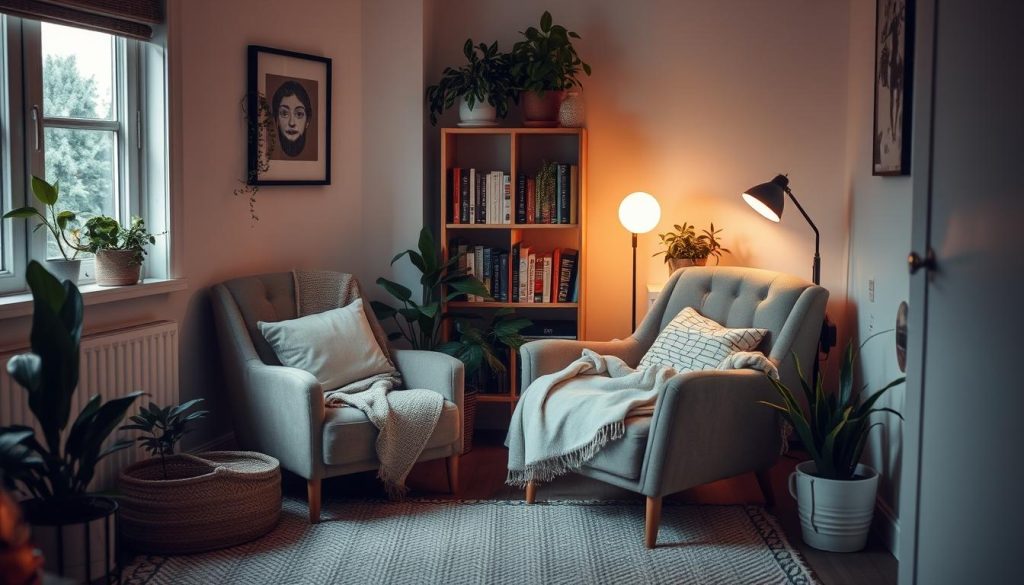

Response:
(505, 349), (782, 487)
(505, 350), (675, 487)
(293, 270), (443, 498)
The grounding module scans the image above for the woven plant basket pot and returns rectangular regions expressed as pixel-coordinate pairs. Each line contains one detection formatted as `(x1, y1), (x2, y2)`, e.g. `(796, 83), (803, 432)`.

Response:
(117, 451), (281, 554)
(462, 390), (478, 453)
(95, 249), (141, 286)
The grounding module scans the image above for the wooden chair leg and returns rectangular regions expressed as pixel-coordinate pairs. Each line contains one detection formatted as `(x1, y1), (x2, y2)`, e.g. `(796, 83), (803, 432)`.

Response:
(645, 496), (662, 549)
(525, 480), (537, 504)
(308, 479), (322, 524)
(446, 454), (460, 494)
(755, 468), (775, 508)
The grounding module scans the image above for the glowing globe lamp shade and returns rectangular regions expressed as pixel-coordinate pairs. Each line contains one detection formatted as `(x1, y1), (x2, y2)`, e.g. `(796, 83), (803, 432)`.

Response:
(618, 192), (661, 234)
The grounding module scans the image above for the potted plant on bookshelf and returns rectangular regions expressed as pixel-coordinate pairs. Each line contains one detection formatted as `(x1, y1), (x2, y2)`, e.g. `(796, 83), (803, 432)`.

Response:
(427, 39), (516, 127)
(511, 11), (591, 127)
(73, 215), (159, 286)
(654, 222), (730, 275)
(759, 335), (904, 552)
(372, 228), (531, 450)
(0, 261), (143, 579)
(2, 176), (83, 284)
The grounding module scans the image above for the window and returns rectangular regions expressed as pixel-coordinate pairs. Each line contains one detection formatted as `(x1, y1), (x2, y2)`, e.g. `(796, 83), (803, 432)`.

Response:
(0, 15), (167, 294)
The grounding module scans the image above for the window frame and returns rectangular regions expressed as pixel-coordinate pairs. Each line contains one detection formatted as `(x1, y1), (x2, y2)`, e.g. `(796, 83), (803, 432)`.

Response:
(0, 15), (167, 295)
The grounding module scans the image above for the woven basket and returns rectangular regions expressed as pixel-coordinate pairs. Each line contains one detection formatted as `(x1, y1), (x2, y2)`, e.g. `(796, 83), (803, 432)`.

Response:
(117, 451), (281, 554)
(95, 249), (141, 286)
(462, 390), (478, 453)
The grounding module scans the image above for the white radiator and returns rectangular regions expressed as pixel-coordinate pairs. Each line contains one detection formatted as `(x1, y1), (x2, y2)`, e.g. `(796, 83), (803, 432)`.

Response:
(1, 321), (179, 491)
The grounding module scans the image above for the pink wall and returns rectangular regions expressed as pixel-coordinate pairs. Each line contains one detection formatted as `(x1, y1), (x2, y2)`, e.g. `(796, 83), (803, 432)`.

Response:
(425, 0), (852, 343)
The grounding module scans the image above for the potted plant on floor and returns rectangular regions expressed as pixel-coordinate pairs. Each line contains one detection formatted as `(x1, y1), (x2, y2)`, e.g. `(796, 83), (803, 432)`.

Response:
(654, 222), (730, 275)
(759, 335), (905, 552)
(2, 176), (83, 283)
(0, 261), (143, 578)
(427, 39), (516, 127)
(74, 215), (158, 286)
(511, 11), (591, 127)
(372, 227), (531, 451)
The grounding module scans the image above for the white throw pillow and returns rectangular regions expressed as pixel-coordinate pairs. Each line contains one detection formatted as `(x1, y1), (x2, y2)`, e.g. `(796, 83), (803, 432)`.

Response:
(638, 306), (767, 374)
(258, 299), (395, 390)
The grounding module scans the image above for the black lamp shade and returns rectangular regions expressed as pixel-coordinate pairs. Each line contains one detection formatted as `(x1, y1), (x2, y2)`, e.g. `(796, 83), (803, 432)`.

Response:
(742, 174), (788, 222)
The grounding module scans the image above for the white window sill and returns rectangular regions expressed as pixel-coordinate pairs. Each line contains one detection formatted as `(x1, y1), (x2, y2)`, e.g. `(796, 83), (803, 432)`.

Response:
(0, 278), (189, 320)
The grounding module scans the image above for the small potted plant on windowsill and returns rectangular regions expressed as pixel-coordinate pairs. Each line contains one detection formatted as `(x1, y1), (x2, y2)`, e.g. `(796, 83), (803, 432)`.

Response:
(654, 222), (730, 275)
(2, 176), (83, 283)
(427, 39), (517, 127)
(511, 11), (591, 127)
(74, 215), (158, 286)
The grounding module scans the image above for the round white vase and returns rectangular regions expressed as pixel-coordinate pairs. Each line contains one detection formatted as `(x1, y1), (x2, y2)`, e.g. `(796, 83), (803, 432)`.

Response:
(457, 96), (498, 127)
(789, 461), (879, 553)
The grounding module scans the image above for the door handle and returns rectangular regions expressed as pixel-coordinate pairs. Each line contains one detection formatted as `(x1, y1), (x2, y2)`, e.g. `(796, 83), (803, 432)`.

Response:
(908, 249), (936, 274)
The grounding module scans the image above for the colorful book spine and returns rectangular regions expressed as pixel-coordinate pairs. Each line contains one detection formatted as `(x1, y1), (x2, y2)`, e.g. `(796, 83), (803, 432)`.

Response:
(550, 248), (561, 302)
(511, 244), (520, 302)
(498, 252), (509, 301)
(558, 249), (579, 303)
(527, 178), (537, 224)
(503, 173), (511, 225)
(528, 253), (538, 303)
(460, 169), (470, 223)
(541, 255), (552, 303)
(451, 168), (460, 224)
(557, 163), (570, 224)
(569, 164), (579, 224)
(519, 246), (531, 303)
(515, 174), (527, 224)
(468, 168), (477, 225)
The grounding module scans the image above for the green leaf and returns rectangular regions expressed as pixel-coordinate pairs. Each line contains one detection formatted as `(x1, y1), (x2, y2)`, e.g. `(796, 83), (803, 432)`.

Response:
(377, 277), (412, 302)
(370, 300), (398, 320)
(417, 227), (438, 276)
(31, 176), (58, 205)
(2, 206), (45, 220)
(540, 11), (552, 32)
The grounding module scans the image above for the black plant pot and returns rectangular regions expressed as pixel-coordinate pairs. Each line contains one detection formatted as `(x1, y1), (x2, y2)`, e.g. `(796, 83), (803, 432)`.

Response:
(21, 495), (119, 583)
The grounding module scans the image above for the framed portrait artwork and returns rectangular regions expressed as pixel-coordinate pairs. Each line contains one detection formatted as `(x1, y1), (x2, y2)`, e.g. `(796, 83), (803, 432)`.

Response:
(872, 0), (914, 176)
(247, 45), (332, 185)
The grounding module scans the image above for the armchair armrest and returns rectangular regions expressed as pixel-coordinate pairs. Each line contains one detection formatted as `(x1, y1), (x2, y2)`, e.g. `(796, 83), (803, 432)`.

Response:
(241, 362), (325, 480)
(519, 338), (646, 390)
(640, 369), (781, 497)
(391, 349), (465, 410)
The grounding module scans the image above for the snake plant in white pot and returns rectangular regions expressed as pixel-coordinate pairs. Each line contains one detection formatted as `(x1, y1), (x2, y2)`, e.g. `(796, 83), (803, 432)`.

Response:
(760, 334), (904, 552)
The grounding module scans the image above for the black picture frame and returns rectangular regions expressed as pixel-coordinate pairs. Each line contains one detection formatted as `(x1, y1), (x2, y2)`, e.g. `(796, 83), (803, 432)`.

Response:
(247, 45), (332, 185)
(872, 0), (914, 176)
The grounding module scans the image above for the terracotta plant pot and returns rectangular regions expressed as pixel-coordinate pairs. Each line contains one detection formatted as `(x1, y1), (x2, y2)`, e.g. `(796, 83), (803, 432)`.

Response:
(95, 249), (141, 286)
(522, 91), (563, 127)
(667, 257), (708, 275)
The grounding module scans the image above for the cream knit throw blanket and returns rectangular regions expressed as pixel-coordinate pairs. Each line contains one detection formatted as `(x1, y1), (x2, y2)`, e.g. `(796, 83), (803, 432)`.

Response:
(293, 270), (443, 498)
(506, 350), (673, 487)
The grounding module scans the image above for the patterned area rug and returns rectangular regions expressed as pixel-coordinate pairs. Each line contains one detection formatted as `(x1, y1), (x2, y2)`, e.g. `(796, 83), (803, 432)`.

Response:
(124, 498), (819, 585)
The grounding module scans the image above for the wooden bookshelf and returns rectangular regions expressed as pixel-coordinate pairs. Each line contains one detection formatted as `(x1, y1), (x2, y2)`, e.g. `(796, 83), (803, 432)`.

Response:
(440, 127), (587, 406)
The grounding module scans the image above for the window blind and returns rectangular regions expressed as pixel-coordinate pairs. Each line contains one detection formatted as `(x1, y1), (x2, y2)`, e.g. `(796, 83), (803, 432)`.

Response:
(0, 0), (163, 40)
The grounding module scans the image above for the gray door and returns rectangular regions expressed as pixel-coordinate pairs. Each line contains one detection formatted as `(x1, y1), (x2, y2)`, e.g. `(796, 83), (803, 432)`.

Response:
(900, 1), (1024, 583)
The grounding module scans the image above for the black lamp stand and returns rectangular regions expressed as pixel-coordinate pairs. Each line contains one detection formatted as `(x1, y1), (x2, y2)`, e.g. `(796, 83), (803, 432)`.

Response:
(630, 232), (638, 332)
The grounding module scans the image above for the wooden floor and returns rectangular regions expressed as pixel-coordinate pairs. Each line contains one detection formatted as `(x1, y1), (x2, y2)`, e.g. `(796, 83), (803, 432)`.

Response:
(290, 431), (897, 585)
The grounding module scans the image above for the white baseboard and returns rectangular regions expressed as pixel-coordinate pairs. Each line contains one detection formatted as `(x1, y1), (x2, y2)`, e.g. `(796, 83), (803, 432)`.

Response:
(187, 432), (236, 454)
(874, 497), (900, 560)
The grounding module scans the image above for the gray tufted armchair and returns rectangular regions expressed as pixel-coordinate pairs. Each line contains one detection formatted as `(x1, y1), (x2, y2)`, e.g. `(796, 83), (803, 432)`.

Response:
(211, 272), (465, 523)
(518, 266), (828, 547)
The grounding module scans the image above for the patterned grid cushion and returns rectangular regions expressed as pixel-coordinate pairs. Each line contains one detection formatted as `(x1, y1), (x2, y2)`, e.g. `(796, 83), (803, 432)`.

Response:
(638, 307), (767, 373)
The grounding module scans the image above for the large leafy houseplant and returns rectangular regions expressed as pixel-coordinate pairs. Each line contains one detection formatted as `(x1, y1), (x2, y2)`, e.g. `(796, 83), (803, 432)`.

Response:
(0, 261), (142, 501)
(759, 335), (904, 481)
(511, 11), (592, 95)
(426, 39), (517, 125)
(74, 215), (158, 266)
(371, 228), (530, 377)
(653, 222), (730, 264)
(2, 176), (80, 261)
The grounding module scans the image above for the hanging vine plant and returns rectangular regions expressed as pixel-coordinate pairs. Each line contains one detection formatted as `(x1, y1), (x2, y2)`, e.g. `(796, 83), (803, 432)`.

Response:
(234, 93), (274, 224)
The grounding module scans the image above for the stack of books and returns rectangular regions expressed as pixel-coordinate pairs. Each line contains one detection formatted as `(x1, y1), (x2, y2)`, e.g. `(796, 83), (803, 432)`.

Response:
(510, 245), (579, 304)
(455, 244), (510, 302)
(449, 168), (512, 225)
(515, 163), (579, 225)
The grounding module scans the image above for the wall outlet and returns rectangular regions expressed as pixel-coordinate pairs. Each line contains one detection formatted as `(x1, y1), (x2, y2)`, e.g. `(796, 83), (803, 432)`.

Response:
(868, 278), (876, 302)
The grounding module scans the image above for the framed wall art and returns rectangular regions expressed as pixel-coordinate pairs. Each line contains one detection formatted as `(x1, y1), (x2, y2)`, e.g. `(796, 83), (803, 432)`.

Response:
(872, 0), (914, 176)
(247, 45), (332, 185)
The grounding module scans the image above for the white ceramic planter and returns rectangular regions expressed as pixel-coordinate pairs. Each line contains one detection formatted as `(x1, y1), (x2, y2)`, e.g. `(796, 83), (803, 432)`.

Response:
(45, 258), (81, 284)
(789, 461), (879, 552)
(458, 96), (498, 127)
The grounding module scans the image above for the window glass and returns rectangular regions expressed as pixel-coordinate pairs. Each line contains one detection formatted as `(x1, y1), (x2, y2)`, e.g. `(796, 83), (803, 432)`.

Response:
(41, 23), (114, 120)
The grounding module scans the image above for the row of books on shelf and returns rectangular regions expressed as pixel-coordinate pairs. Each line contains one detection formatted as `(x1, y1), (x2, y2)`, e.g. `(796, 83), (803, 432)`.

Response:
(448, 163), (579, 225)
(454, 243), (580, 303)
